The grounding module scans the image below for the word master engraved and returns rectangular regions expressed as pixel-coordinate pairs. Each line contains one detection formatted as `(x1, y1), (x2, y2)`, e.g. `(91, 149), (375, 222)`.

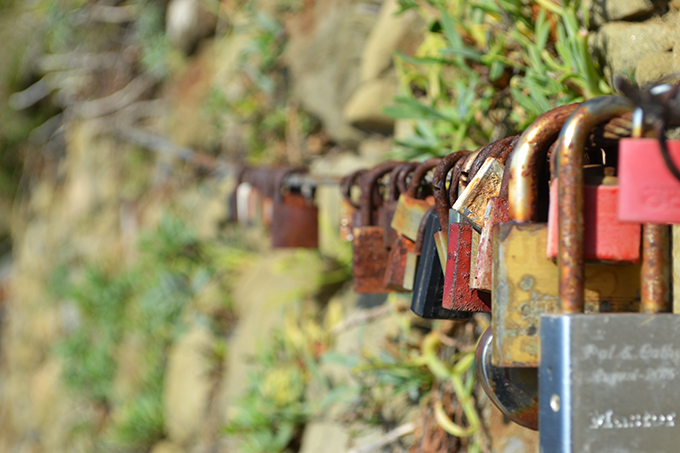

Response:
(540, 314), (680, 453)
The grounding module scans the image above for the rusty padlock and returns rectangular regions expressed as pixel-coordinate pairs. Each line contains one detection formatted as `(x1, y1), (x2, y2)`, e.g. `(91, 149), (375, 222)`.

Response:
(432, 151), (472, 271)
(492, 100), (642, 367)
(271, 167), (319, 248)
(340, 169), (367, 241)
(453, 136), (518, 232)
(352, 161), (400, 293)
(390, 157), (441, 241)
(382, 163), (417, 248)
(440, 151), (491, 313)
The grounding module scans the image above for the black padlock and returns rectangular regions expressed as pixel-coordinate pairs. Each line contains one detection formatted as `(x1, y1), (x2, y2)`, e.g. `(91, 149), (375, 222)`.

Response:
(410, 208), (471, 320)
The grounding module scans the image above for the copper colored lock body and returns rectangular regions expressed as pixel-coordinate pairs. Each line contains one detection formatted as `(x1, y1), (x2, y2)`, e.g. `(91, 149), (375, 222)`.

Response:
(352, 162), (400, 293)
(547, 178), (641, 262)
(271, 169), (319, 248)
(618, 138), (680, 223)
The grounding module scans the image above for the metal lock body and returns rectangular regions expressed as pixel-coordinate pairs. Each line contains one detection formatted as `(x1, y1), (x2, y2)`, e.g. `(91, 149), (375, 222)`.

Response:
(340, 169), (366, 241)
(540, 314), (680, 453)
(618, 138), (680, 223)
(547, 173), (641, 262)
(441, 151), (492, 313)
(352, 161), (400, 293)
(390, 158), (441, 241)
(271, 168), (319, 249)
(410, 207), (470, 320)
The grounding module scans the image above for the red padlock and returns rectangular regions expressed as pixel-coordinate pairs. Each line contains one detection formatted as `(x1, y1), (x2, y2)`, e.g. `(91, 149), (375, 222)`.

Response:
(547, 169), (641, 263)
(618, 137), (680, 224)
(441, 151), (490, 313)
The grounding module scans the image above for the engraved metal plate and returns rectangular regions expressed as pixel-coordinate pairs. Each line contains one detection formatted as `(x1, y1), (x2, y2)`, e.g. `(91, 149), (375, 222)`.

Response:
(540, 314), (680, 453)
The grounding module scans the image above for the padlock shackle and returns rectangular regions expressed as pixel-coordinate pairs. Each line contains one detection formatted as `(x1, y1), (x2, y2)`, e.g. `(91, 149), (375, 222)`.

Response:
(556, 96), (634, 314)
(449, 151), (478, 203)
(274, 167), (308, 203)
(359, 161), (401, 226)
(433, 151), (471, 232)
(341, 168), (367, 209)
(406, 157), (442, 198)
(388, 163), (418, 202)
(508, 103), (580, 222)
(468, 135), (519, 180)
(414, 205), (437, 254)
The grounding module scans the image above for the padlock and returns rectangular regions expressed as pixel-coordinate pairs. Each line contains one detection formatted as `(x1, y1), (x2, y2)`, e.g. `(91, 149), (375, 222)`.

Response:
(382, 163), (417, 247)
(410, 206), (470, 320)
(539, 313), (680, 452)
(440, 150), (492, 313)
(384, 161), (440, 292)
(390, 157), (441, 241)
(271, 167), (319, 249)
(432, 151), (472, 271)
(492, 101), (642, 367)
(352, 161), (400, 293)
(546, 167), (641, 262)
(472, 197), (509, 291)
(340, 169), (367, 241)
(453, 136), (518, 232)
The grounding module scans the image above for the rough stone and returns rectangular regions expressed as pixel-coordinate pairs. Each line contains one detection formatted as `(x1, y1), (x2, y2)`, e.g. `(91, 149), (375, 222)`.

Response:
(604, 0), (654, 20)
(343, 77), (398, 134)
(635, 51), (680, 86)
(593, 15), (680, 85)
(360, 0), (425, 82)
(164, 325), (215, 446)
(284, 0), (383, 144)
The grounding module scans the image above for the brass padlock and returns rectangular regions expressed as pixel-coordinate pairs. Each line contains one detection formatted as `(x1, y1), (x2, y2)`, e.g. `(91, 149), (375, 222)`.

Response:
(352, 161), (400, 293)
(491, 102), (642, 367)
(382, 163), (417, 247)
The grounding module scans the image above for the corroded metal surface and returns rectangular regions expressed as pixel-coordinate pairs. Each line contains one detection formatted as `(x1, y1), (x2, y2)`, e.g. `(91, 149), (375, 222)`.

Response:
(555, 96), (633, 314)
(383, 235), (417, 292)
(271, 193), (319, 248)
(476, 327), (538, 430)
(508, 103), (579, 223)
(442, 221), (491, 313)
(352, 226), (390, 293)
(433, 151), (471, 232)
(382, 163), (417, 247)
(491, 222), (641, 367)
(403, 205), (436, 291)
(641, 224), (672, 313)
(359, 161), (401, 226)
(453, 157), (504, 231)
(473, 197), (509, 291)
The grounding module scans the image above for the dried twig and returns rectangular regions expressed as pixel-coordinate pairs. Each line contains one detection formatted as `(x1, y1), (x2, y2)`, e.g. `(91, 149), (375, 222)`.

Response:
(348, 422), (415, 453)
(77, 75), (156, 118)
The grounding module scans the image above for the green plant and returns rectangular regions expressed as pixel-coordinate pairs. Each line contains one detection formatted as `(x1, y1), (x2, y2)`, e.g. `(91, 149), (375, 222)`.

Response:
(387, 0), (610, 160)
(53, 214), (244, 451)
